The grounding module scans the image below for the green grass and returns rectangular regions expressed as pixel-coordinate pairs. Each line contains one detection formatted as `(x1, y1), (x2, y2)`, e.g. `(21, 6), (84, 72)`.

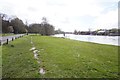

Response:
(2, 33), (15, 36)
(2, 36), (40, 78)
(2, 35), (119, 78)
(0, 46), (2, 79)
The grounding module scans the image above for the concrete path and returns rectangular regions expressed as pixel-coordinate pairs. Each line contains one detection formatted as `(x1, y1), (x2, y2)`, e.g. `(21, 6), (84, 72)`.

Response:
(0, 34), (25, 45)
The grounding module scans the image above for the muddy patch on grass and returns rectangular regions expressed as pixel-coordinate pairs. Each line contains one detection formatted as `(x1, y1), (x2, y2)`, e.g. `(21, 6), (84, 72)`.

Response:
(34, 53), (39, 59)
(39, 68), (45, 75)
(33, 50), (38, 54)
(29, 36), (46, 75)
(33, 50), (40, 59)
(30, 47), (36, 51)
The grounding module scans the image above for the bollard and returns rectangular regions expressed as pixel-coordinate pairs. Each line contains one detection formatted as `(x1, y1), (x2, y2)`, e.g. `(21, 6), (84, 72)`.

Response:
(0, 41), (1, 46)
(6, 39), (9, 44)
(12, 37), (14, 41)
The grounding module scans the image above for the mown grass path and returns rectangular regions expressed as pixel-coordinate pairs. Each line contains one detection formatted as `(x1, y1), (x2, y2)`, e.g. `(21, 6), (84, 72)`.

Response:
(2, 35), (119, 78)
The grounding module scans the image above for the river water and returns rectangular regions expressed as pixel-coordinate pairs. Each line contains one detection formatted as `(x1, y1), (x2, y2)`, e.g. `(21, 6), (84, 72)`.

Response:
(53, 34), (119, 46)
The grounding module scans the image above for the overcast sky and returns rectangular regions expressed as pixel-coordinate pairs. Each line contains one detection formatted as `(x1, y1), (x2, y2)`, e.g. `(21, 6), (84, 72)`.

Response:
(0, 0), (119, 32)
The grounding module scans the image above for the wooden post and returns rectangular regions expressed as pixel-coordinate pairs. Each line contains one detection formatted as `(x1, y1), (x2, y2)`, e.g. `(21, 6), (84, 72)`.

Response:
(63, 33), (65, 37)
(12, 37), (14, 41)
(6, 39), (9, 44)
(0, 41), (1, 46)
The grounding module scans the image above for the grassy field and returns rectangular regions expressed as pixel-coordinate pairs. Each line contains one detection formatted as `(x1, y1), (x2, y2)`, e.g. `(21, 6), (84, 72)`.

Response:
(0, 46), (2, 79)
(2, 35), (119, 78)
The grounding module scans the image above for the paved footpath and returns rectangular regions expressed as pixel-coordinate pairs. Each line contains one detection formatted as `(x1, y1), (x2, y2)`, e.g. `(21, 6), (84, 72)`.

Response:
(0, 34), (25, 45)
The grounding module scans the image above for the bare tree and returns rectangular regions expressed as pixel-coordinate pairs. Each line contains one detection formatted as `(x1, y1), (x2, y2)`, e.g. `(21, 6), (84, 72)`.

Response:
(41, 17), (48, 24)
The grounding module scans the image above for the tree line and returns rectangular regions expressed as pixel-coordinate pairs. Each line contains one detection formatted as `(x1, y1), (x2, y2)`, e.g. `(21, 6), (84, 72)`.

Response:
(0, 13), (55, 36)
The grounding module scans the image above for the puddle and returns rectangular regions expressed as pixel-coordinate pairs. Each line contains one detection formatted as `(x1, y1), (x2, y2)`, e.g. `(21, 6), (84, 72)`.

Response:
(30, 47), (36, 51)
(33, 50), (38, 54)
(34, 53), (39, 59)
(39, 68), (45, 75)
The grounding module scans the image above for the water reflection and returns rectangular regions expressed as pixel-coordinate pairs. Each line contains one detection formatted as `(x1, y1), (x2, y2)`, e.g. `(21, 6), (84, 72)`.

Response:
(54, 34), (119, 46)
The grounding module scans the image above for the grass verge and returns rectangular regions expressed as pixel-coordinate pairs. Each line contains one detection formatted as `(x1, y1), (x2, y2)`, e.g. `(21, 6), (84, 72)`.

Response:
(2, 33), (15, 37)
(2, 36), (40, 78)
(0, 46), (2, 79)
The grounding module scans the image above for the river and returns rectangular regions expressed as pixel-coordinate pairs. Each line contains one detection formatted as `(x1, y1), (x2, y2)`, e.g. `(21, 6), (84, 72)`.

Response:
(53, 34), (119, 46)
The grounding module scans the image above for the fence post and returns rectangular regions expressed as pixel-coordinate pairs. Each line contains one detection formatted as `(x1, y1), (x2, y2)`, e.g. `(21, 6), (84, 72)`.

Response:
(12, 37), (14, 41)
(0, 41), (1, 46)
(6, 39), (9, 44)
